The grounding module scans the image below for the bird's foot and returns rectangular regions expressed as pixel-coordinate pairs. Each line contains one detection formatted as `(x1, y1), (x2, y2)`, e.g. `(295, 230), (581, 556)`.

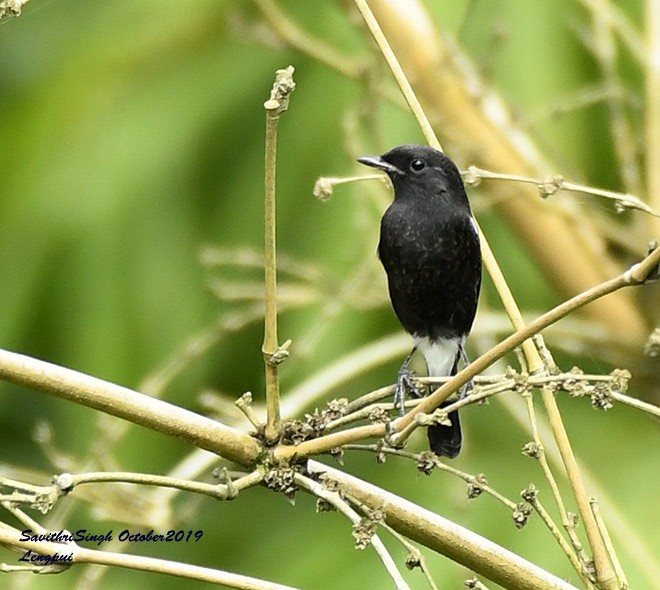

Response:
(459, 378), (475, 400)
(394, 365), (424, 416)
(457, 345), (476, 399)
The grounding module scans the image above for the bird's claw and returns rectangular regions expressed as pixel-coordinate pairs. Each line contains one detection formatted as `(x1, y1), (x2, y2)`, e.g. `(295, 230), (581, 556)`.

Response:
(459, 378), (475, 399)
(457, 345), (476, 399)
(394, 366), (424, 416)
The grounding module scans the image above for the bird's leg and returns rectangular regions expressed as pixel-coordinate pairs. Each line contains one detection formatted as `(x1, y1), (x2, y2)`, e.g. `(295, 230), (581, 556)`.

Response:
(394, 346), (423, 416)
(458, 344), (475, 398)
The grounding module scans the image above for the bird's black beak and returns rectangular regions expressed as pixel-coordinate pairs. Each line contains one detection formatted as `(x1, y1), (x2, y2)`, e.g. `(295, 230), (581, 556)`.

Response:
(357, 155), (403, 175)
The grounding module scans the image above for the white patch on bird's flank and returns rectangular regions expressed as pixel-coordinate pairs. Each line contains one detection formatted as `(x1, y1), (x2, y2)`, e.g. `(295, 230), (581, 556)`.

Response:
(469, 216), (480, 238)
(414, 336), (463, 377)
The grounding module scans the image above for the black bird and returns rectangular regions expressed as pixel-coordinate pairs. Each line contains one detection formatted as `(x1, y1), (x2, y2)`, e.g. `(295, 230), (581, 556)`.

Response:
(358, 144), (481, 458)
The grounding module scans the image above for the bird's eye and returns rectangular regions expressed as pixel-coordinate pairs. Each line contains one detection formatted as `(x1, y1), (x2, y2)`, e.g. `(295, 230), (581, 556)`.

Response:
(410, 159), (426, 172)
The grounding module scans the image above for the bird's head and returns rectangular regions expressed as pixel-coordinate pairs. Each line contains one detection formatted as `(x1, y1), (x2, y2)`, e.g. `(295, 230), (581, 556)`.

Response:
(357, 144), (466, 204)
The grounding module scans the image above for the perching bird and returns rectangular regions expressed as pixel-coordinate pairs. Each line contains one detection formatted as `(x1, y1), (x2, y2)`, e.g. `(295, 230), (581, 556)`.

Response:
(358, 145), (482, 458)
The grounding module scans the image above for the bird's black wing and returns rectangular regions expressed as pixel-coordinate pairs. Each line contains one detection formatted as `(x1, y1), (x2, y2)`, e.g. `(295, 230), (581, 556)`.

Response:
(378, 202), (481, 341)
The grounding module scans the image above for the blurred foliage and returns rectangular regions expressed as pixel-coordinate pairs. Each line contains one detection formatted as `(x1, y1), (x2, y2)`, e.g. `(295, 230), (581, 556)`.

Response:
(0, 1), (658, 589)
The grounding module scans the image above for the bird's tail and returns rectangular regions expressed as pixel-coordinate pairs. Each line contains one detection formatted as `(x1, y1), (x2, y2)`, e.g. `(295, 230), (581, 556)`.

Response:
(427, 407), (461, 459)
(426, 351), (462, 459)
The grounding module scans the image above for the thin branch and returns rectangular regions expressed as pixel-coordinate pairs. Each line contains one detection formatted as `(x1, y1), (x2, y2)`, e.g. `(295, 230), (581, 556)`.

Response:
(344, 445), (518, 511)
(1, 502), (49, 535)
(375, 522), (439, 590)
(608, 390), (660, 417)
(352, 0), (438, 149)
(588, 10), (642, 194)
(520, 390), (592, 570)
(313, 174), (384, 202)
(522, 487), (598, 589)
(65, 469), (264, 501)
(538, 386), (617, 589)
(464, 166), (659, 218)
(262, 65), (296, 443)
(646, 0), (660, 230)
(235, 392), (264, 429)
(327, 368), (640, 440)
(1, 469), (263, 518)
(577, 0), (646, 63)
(146, 448), (234, 509)
(590, 498), (630, 590)
(253, 0), (362, 79)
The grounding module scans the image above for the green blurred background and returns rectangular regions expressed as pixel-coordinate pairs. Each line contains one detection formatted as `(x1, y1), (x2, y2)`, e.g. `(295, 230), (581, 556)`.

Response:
(0, 1), (657, 589)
